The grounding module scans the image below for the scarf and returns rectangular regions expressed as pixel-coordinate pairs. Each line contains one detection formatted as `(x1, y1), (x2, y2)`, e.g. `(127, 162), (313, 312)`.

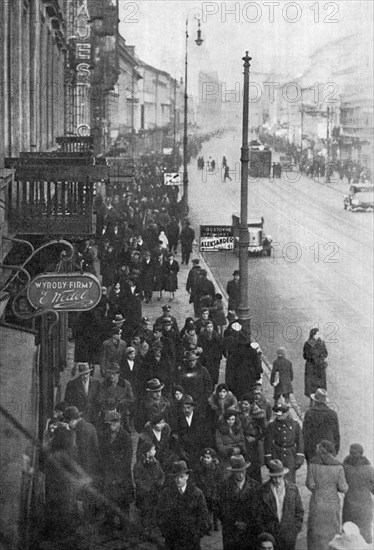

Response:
(310, 450), (341, 466)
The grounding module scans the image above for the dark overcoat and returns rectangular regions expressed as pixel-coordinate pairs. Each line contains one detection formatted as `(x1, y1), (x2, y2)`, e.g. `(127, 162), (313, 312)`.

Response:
(261, 480), (304, 550)
(140, 258), (155, 293)
(176, 364), (213, 417)
(303, 337), (328, 397)
(217, 475), (263, 550)
(343, 456), (374, 543)
(99, 426), (134, 507)
(163, 259), (180, 292)
(175, 411), (208, 466)
(226, 279), (240, 312)
(157, 481), (210, 550)
(302, 404), (340, 461)
(73, 418), (102, 479)
(270, 357), (294, 396)
(64, 376), (101, 424)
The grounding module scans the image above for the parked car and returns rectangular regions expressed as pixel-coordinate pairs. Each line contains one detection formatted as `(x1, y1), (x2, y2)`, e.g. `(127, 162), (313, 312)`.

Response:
(279, 155), (295, 171)
(232, 214), (273, 256)
(343, 184), (374, 211)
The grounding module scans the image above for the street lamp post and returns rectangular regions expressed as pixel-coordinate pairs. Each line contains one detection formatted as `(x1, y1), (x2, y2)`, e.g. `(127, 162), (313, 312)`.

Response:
(182, 19), (203, 217)
(237, 51), (252, 338)
(326, 106), (331, 183)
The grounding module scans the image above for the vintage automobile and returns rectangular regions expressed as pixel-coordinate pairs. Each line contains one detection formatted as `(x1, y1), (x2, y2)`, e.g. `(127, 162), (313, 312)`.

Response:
(279, 155), (296, 171)
(343, 184), (374, 211)
(232, 214), (273, 256)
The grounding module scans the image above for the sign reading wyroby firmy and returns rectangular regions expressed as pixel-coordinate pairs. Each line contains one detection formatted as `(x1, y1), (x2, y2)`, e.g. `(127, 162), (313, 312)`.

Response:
(200, 225), (234, 251)
(27, 273), (102, 311)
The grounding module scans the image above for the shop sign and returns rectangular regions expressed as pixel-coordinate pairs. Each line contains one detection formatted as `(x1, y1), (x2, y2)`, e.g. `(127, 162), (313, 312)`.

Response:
(200, 225), (234, 251)
(27, 273), (102, 311)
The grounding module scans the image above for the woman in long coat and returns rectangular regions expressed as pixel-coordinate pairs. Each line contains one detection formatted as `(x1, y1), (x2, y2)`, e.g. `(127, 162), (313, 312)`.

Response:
(306, 439), (348, 550)
(303, 328), (328, 399)
(215, 410), (246, 471)
(163, 253), (179, 301)
(343, 444), (374, 543)
(153, 253), (166, 301)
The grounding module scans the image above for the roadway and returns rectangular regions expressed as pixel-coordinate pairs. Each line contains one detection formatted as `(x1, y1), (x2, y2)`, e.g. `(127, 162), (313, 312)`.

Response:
(188, 130), (374, 462)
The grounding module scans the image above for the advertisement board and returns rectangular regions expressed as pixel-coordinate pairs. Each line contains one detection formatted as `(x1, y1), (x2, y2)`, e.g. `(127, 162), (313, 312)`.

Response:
(200, 225), (234, 251)
(27, 273), (102, 311)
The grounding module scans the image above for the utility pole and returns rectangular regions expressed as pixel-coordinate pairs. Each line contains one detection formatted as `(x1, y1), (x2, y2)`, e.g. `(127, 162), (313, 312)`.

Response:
(238, 51), (252, 338)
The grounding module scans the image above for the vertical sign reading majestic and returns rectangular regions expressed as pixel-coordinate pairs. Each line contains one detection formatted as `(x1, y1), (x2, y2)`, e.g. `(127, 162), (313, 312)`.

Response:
(75, 0), (91, 136)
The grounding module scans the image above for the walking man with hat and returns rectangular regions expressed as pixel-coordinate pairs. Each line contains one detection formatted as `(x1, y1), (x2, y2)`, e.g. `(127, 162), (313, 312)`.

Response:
(64, 362), (100, 424)
(264, 402), (304, 483)
(97, 363), (135, 433)
(99, 411), (134, 530)
(100, 328), (127, 378)
(226, 270), (240, 313)
(302, 388), (340, 463)
(186, 259), (202, 316)
(176, 351), (212, 419)
(216, 455), (263, 549)
(260, 460), (304, 550)
(157, 460), (210, 549)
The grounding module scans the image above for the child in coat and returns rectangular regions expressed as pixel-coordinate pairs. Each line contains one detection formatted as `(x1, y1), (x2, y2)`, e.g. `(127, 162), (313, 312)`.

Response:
(270, 347), (294, 406)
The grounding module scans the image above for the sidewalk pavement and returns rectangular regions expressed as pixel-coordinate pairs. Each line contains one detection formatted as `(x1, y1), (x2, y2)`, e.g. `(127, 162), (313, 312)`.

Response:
(62, 242), (309, 550)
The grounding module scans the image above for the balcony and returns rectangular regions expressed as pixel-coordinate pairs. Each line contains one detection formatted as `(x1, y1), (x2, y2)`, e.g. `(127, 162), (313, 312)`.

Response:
(5, 146), (109, 237)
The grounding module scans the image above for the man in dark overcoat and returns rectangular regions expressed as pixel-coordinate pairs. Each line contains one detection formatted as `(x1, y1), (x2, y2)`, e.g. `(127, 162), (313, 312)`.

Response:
(154, 304), (180, 335)
(186, 259), (202, 316)
(99, 411), (134, 528)
(64, 406), (102, 519)
(216, 455), (263, 550)
(302, 388), (340, 462)
(228, 330), (263, 400)
(180, 220), (195, 265)
(264, 404), (304, 483)
(157, 460), (210, 549)
(96, 363), (135, 432)
(176, 352), (212, 419)
(260, 460), (304, 550)
(64, 362), (100, 424)
(175, 395), (208, 467)
(140, 250), (155, 303)
(100, 328), (127, 377)
(194, 270), (215, 316)
(226, 270), (240, 313)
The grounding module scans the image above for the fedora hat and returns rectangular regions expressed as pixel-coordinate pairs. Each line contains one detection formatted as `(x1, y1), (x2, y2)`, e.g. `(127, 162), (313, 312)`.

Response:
(227, 455), (251, 471)
(74, 362), (92, 377)
(105, 363), (120, 374)
(125, 346), (136, 355)
(267, 459), (289, 477)
(63, 406), (82, 422)
(146, 378), (164, 392)
(232, 270), (240, 276)
(170, 460), (191, 475)
(104, 411), (121, 423)
(311, 388), (329, 403)
(192, 258), (200, 264)
(112, 314), (125, 325)
(162, 304), (171, 311)
(183, 394), (196, 406)
(277, 347), (286, 357)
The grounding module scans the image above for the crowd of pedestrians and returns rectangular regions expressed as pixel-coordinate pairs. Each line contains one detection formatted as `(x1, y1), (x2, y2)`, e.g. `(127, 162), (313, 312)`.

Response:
(41, 149), (373, 550)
